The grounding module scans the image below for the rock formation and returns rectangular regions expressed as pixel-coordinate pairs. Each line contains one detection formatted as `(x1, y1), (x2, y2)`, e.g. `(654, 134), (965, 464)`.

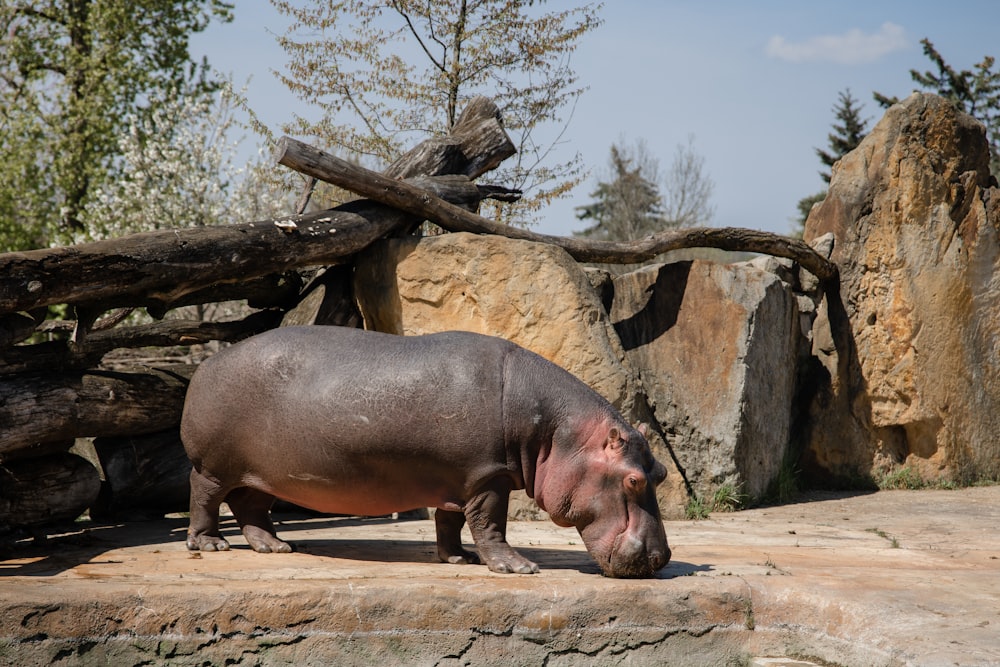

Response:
(804, 92), (1000, 484)
(355, 233), (811, 513)
(610, 259), (802, 502)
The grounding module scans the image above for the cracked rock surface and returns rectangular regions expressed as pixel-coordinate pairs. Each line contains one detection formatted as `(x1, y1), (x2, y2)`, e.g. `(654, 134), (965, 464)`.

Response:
(1, 487), (998, 666)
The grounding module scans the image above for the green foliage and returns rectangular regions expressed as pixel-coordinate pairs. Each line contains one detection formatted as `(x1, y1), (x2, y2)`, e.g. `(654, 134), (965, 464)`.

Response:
(875, 38), (1000, 178)
(684, 480), (746, 520)
(872, 465), (989, 491)
(0, 0), (234, 251)
(764, 452), (802, 505)
(865, 527), (900, 548)
(575, 142), (665, 241)
(793, 89), (869, 236)
(575, 136), (714, 242)
(816, 89), (869, 184)
(711, 481), (745, 512)
(270, 0), (603, 225)
(684, 495), (711, 521)
(875, 466), (926, 490)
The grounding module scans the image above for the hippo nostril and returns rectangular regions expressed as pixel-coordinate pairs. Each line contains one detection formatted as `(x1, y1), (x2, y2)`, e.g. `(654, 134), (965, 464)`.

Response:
(649, 547), (670, 571)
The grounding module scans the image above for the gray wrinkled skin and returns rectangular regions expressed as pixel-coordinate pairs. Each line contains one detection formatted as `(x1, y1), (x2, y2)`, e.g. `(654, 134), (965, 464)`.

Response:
(181, 326), (669, 577)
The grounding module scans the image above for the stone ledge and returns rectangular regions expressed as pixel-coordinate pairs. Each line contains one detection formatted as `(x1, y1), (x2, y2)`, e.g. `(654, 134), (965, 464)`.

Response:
(2, 488), (999, 666)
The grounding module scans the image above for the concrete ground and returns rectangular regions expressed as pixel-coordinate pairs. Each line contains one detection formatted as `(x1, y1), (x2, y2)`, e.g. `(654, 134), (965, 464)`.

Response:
(1, 487), (998, 666)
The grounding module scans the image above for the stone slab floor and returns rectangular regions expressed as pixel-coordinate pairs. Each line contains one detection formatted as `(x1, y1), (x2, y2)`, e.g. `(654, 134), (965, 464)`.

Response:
(1, 487), (998, 666)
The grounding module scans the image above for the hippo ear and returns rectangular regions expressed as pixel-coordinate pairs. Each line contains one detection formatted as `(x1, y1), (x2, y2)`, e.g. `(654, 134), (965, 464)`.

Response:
(606, 427), (623, 451)
(636, 423), (649, 437)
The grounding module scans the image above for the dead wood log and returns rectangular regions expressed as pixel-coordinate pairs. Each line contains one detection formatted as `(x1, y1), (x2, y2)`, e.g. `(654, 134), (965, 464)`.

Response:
(383, 96), (516, 180)
(0, 97), (517, 318)
(0, 177), (508, 317)
(91, 430), (191, 521)
(280, 265), (362, 328)
(1, 310), (281, 375)
(0, 309), (48, 348)
(0, 365), (193, 456)
(144, 271), (305, 319)
(0, 453), (102, 529)
(276, 137), (839, 286)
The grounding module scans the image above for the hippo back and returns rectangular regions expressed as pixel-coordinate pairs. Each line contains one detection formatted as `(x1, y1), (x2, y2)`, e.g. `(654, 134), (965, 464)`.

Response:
(180, 327), (519, 510)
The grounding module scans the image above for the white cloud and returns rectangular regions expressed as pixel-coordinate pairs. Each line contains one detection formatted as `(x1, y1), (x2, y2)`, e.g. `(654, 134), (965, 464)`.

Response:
(766, 22), (908, 65)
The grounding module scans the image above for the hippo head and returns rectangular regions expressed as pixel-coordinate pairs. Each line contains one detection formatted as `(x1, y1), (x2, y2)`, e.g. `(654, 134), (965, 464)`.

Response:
(537, 422), (670, 578)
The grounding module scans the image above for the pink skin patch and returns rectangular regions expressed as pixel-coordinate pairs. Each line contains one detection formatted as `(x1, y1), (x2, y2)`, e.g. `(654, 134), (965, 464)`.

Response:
(534, 418), (669, 577)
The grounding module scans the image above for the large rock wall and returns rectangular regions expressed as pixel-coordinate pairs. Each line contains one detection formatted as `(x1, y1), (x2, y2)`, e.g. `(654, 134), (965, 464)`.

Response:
(355, 233), (807, 514)
(804, 92), (1000, 483)
(610, 260), (801, 501)
(354, 233), (689, 518)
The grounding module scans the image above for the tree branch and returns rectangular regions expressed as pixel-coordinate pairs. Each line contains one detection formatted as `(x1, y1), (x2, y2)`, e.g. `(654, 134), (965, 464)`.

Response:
(275, 137), (840, 286)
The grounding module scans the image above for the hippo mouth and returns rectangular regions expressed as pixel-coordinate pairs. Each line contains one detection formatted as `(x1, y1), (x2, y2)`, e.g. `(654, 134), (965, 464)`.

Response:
(581, 510), (670, 578)
(607, 528), (670, 578)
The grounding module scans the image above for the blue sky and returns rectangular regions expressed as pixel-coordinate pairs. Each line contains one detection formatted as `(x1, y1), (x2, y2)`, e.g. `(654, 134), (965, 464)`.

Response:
(191, 1), (1000, 237)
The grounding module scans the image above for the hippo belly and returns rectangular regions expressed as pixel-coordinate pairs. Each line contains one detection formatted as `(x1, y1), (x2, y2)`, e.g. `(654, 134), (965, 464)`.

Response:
(181, 326), (513, 517)
(180, 325), (670, 578)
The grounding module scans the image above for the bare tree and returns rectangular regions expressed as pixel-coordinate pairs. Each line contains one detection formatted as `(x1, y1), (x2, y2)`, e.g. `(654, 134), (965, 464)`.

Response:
(576, 136), (714, 242)
(270, 0), (602, 225)
(662, 134), (715, 229)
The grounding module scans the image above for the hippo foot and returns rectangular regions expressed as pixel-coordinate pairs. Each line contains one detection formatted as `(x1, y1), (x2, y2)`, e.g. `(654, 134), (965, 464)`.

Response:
(249, 540), (293, 554)
(187, 535), (231, 552)
(243, 526), (293, 554)
(484, 554), (540, 575)
(439, 547), (480, 565)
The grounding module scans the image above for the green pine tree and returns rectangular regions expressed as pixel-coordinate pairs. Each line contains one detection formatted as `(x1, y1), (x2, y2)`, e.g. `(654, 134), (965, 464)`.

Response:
(793, 89), (869, 236)
(575, 143), (665, 242)
(816, 90), (869, 184)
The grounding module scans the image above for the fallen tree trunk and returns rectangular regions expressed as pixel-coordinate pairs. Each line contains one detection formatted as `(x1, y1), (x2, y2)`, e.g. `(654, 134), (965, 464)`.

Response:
(0, 177), (511, 316)
(1, 311), (281, 375)
(0, 96), (516, 318)
(276, 137), (839, 286)
(0, 453), (102, 529)
(0, 365), (193, 455)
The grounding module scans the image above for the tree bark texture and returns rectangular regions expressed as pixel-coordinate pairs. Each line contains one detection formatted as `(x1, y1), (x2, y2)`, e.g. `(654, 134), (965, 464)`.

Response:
(0, 453), (101, 529)
(0, 310), (281, 375)
(279, 265), (363, 328)
(91, 430), (191, 521)
(0, 365), (193, 455)
(276, 136), (839, 286)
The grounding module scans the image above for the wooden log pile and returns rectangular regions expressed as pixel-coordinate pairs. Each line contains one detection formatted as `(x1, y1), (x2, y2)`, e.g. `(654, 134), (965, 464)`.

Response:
(0, 97), (836, 531)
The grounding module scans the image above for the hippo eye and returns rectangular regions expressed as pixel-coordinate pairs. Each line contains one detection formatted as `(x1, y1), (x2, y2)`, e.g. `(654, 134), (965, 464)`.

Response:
(625, 474), (645, 493)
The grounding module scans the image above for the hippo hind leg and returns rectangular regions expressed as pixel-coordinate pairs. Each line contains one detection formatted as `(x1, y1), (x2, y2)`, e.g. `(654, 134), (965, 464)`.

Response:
(186, 467), (231, 552)
(434, 509), (480, 565)
(225, 487), (292, 553)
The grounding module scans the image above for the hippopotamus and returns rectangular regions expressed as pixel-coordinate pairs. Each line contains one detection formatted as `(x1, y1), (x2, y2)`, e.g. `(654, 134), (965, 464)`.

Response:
(180, 326), (670, 578)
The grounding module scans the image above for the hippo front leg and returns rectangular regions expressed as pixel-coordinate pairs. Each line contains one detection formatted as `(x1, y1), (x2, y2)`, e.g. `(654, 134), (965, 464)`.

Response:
(464, 479), (539, 575)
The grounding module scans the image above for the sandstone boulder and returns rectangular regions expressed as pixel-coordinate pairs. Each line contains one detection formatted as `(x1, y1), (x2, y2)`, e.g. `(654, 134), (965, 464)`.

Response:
(804, 92), (1000, 483)
(354, 233), (690, 517)
(610, 260), (801, 502)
